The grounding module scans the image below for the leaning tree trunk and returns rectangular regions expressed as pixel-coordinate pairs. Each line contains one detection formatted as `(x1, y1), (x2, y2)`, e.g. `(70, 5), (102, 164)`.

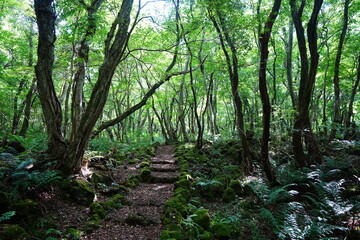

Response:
(258, 0), (282, 186)
(59, 0), (135, 175)
(18, 79), (36, 137)
(70, 0), (104, 141)
(328, 0), (350, 141)
(34, 0), (67, 157)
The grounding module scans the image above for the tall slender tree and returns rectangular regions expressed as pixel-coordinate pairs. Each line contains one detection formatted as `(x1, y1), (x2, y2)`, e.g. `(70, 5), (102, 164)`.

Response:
(328, 0), (351, 141)
(258, 0), (282, 185)
(290, 0), (323, 167)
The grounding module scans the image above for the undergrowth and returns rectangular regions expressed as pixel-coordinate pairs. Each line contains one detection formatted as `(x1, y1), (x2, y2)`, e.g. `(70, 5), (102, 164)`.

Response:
(162, 141), (360, 239)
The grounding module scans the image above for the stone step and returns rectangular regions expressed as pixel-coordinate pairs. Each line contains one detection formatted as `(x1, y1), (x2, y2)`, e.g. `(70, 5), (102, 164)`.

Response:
(151, 167), (178, 172)
(151, 160), (176, 164)
(149, 172), (179, 183)
(151, 164), (178, 172)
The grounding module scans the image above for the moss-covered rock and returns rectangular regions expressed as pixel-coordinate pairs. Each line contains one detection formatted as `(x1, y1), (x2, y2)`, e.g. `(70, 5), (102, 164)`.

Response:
(99, 184), (129, 196)
(125, 213), (156, 226)
(90, 173), (113, 187)
(196, 180), (224, 201)
(164, 196), (188, 218)
(125, 175), (140, 188)
(0, 224), (29, 240)
(174, 188), (192, 201)
(60, 179), (95, 206)
(65, 228), (83, 240)
(128, 158), (139, 164)
(11, 199), (39, 217)
(211, 223), (231, 240)
(140, 167), (152, 182)
(174, 178), (191, 190)
(160, 230), (184, 240)
(105, 194), (130, 210)
(229, 179), (243, 195)
(192, 209), (211, 230)
(139, 161), (150, 168)
(88, 214), (101, 222)
(90, 202), (106, 219)
(222, 187), (237, 203)
(84, 219), (101, 233)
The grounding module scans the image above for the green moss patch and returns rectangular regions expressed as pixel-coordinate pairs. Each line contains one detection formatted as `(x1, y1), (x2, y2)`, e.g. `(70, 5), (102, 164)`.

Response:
(60, 179), (95, 206)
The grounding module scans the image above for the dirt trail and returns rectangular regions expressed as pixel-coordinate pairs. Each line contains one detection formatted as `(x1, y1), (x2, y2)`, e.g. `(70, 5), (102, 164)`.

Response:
(84, 145), (177, 240)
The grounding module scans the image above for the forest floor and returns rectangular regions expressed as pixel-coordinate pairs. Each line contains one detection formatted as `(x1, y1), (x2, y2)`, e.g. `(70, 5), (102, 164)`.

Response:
(1, 140), (359, 239)
(39, 145), (179, 240)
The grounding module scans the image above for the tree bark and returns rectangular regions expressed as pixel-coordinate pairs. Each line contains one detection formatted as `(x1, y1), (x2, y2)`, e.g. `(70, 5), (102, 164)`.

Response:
(344, 54), (360, 139)
(207, 1), (253, 173)
(329, 0), (350, 141)
(58, 0), (134, 175)
(18, 79), (36, 137)
(34, 0), (67, 157)
(70, 0), (104, 141)
(258, 0), (281, 186)
(290, 0), (323, 167)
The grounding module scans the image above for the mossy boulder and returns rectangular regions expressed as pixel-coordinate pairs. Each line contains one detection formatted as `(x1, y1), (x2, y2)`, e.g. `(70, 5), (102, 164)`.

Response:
(11, 199), (39, 217)
(164, 196), (188, 218)
(160, 230), (184, 240)
(65, 228), (82, 240)
(174, 178), (191, 190)
(229, 179), (243, 195)
(0, 224), (29, 240)
(125, 213), (156, 226)
(222, 187), (237, 203)
(90, 173), (113, 187)
(139, 161), (150, 168)
(192, 209), (211, 230)
(99, 184), (129, 196)
(60, 179), (95, 206)
(140, 167), (152, 182)
(105, 194), (130, 210)
(0, 191), (12, 214)
(125, 175), (140, 188)
(90, 202), (106, 219)
(211, 223), (231, 240)
(84, 219), (101, 233)
(196, 180), (224, 201)
(174, 188), (192, 201)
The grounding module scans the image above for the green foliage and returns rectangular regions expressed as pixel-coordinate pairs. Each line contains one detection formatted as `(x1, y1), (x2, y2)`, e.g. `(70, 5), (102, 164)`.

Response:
(0, 211), (15, 223)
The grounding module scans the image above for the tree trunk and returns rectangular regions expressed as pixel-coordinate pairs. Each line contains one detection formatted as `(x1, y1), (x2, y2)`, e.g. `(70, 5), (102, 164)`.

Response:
(344, 54), (360, 139)
(329, 0), (350, 141)
(11, 79), (25, 135)
(34, 0), (67, 157)
(18, 79), (36, 137)
(283, 19), (297, 107)
(207, 2), (253, 173)
(258, 0), (281, 186)
(58, 0), (134, 175)
(70, 0), (104, 141)
(290, 0), (323, 167)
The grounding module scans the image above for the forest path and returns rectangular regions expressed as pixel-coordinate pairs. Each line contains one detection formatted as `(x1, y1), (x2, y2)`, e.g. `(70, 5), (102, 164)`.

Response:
(84, 145), (177, 240)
